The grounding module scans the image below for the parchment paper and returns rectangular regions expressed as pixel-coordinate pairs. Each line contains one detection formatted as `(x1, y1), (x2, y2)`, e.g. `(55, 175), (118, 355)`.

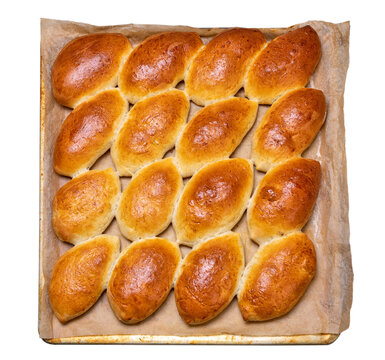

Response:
(39, 19), (352, 340)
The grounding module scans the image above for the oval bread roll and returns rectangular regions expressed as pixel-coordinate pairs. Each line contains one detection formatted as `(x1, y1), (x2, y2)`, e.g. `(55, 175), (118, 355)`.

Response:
(116, 158), (183, 241)
(52, 168), (121, 245)
(173, 158), (253, 246)
(176, 98), (258, 177)
(247, 158), (321, 244)
(245, 26), (321, 104)
(119, 32), (203, 103)
(51, 33), (132, 108)
(107, 238), (181, 324)
(185, 28), (266, 106)
(111, 89), (190, 176)
(252, 88), (326, 172)
(238, 232), (316, 321)
(49, 235), (120, 323)
(53, 89), (128, 177)
(175, 232), (244, 325)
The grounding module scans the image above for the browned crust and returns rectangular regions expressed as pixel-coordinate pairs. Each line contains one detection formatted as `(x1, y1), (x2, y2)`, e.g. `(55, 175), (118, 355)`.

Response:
(116, 158), (183, 240)
(49, 235), (120, 323)
(185, 28), (266, 105)
(252, 88), (326, 171)
(119, 32), (203, 103)
(247, 158), (321, 244)
(51, 33), (132, 108)
(52, 168), (120, 244)
(53, 89), (128, 177)
(176, 98), (258, 177)
(107, 238), (181, 324)
(175, 233), (244, 324)
(245, 26), (321, 104)
(173, 159), (253, 246)
(111, 89), (189, 176)
(238, 232), (316, 321)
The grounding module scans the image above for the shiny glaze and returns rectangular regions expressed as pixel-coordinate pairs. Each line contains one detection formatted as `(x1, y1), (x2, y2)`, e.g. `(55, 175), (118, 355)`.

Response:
(111, 89), (189, 176)
(176, 98), (258, 176)
(238, 232), (316, 321)
(245, 26), (321, 104)
(117, 158), (183, 240)
(119, 32), (203, 102)
(107, 238), (180, 324)
(175, 233), (244, 324)
(174, 159), (253, 246)
(253, 88), (326, 171)
(247, 158), (321, 243)
(186, 28), (266, 105)
(51, 33), (132, 108)
(49, 235), (120, 323)
(54, 89), (127, 177)
(52, 168), (120, 244)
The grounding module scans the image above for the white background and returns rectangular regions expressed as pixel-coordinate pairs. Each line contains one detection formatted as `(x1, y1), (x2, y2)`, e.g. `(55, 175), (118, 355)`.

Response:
(1, 0), (384, 358)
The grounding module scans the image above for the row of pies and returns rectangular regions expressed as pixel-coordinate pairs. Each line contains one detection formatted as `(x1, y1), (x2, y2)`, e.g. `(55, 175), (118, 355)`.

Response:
(49, 232), (315, 324)
(53, 87), (326, 178)
(51, 26), (320, 109)
(52, 156), (321, 247)
(49, 25), (325, 325)
(50, 157), (320, 324)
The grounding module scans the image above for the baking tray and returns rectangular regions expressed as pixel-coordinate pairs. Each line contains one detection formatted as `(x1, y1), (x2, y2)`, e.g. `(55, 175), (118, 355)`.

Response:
(39, 19), (352, 344)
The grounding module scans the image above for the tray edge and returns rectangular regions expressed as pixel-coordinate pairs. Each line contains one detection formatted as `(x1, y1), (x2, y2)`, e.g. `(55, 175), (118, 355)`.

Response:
(43, 333), (339, 345)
